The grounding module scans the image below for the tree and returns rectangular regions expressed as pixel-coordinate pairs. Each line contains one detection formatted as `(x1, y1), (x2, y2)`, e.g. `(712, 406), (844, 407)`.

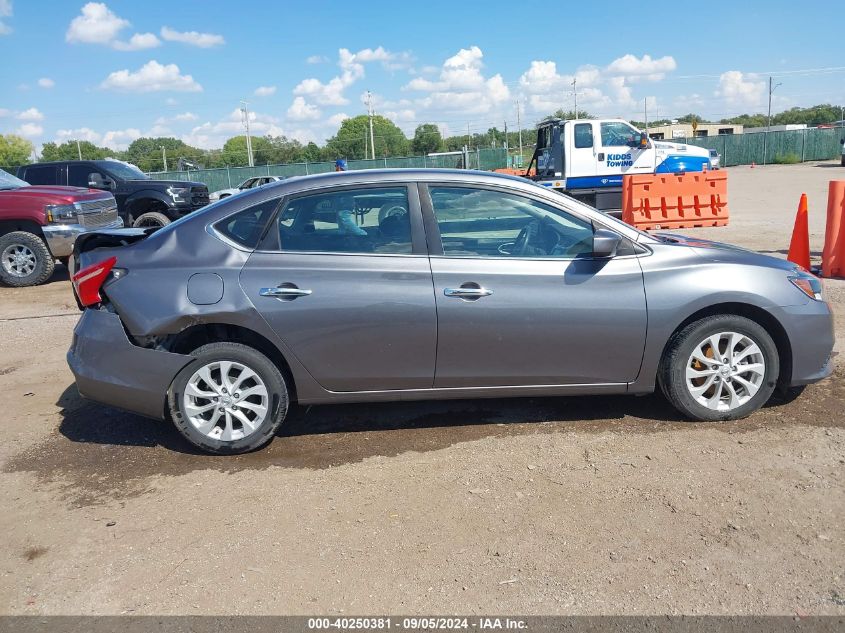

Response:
(302, 142), (322, 162)
(0, 134), (34, 168)
(411, 124), (444, 155)
(552, 109), (594, 121)
(266, 135), (305, 164)
(220, 135), (275, 166)
(40, 140), (111, 162)
(124, 137), (205, 171)
(324, 115), (409, 160)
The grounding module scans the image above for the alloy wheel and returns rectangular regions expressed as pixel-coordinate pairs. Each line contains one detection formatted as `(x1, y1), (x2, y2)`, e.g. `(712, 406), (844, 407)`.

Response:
(1, 244), (37, 278)
(183, 360), (269, 441)
(685, 331), (766, 412)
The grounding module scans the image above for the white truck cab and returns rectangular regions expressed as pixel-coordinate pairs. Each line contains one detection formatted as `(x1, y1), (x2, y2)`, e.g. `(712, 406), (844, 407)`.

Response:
(527, 118), (712, 213)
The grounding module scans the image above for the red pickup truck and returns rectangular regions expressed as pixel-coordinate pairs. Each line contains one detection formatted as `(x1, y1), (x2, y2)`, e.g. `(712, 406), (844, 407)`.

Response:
(0, 168), (123, 287)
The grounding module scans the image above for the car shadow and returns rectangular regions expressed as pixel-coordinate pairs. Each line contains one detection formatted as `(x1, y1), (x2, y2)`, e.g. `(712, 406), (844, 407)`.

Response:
(54, 381), (685, 457)
(814, 163), (844, 168)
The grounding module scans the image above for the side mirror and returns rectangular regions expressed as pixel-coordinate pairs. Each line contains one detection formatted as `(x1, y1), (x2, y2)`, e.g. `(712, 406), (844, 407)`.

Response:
(88, 172), (114, 190)
(593, 229), (622, 258)
(639, 132), (649, 149)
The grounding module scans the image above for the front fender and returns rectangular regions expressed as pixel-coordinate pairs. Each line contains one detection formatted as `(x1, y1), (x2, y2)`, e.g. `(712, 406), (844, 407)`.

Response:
(125, 189), (175, 210)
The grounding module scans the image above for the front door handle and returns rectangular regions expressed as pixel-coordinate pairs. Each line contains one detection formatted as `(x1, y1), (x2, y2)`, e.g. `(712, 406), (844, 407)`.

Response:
(259, 284), (313, 300)
(444, 283), (493, 300)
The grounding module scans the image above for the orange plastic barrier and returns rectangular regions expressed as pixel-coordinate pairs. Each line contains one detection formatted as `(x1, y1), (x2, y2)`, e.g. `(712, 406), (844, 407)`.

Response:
(821, 180), (845, 278)
(621, 171), (729, 230)
(493, 167), (535, 177)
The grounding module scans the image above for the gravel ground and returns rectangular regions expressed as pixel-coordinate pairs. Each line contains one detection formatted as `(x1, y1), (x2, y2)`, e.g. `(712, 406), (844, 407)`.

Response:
(0, 161), (843, 616)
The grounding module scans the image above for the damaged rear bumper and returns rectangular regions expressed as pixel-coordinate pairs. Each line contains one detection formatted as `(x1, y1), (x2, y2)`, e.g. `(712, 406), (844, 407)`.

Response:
(67, 308), (193, 420)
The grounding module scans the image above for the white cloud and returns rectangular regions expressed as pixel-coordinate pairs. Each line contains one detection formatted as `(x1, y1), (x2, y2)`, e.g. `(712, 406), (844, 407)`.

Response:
(327, 112), (350, 128)
(160, 26), (224, 48)
(716, 70), (766, 108)
(254, 85), (277, 97)
(606, 54), (677, 82)
(294, 46), (409, 106)
(66, 2), (128, 44)
(286, 97), (321, 121)
(101, 60), (202, 93)
(55, 126), (142, 150)
(0, 108), (10, 117)
(16, 123), (43, 138)
(112, 32), (160, 51)
(182, 109), (284, 149)
(16, 107), (44, 121)
(37, 77), (54, 88)
(66, 3), (162, 51)
(404, 46), (510, 116)
(154, 111), (197, 126)
(0, 0), (12, 35)
(306, 55), (328, 64)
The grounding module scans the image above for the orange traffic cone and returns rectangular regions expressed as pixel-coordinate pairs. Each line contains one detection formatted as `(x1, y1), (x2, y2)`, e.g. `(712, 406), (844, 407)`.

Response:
(822, 181), (845, 278)
(787, 193), (811, 270)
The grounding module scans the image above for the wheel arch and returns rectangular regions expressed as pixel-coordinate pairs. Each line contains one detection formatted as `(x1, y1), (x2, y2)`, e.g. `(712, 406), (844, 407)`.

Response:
(126, 192), (173, 219)
(162, 322), (299, 403)
(0, 219), (44, 239)
(659, 302), (792, 388)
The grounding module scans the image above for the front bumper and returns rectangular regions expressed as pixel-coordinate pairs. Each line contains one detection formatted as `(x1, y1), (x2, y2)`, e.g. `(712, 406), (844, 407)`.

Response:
(67, 309), (193, 420)
(778, 300), (836, 386)
(43, 217), (124, 258)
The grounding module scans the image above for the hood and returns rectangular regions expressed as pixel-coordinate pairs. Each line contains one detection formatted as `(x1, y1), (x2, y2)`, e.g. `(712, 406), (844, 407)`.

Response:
(0, 185), (114, 204)
(656, 232), (798, 272)
(654, 141), (711, 159)
(127, 179), (207, 189)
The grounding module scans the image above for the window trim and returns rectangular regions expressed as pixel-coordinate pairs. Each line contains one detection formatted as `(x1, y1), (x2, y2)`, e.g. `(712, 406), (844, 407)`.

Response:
(573, 122), (594, 149)
(418, 182), (634, 262)
(254, 182), (427, 257)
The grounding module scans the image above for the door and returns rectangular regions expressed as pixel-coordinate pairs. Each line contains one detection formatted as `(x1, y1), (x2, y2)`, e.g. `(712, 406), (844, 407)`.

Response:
(422, 184), (647, 388)
(598, 121), (655, 178)
(239, 184), (437, 392)
(565, 121), (599, 183)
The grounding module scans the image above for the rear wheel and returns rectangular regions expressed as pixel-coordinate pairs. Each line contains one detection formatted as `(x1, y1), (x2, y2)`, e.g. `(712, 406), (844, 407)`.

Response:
(132, 211), (171, 228)
(168, 342), (288, 454)
(0, 231), (55, 287)
(659, 315), (779, 421)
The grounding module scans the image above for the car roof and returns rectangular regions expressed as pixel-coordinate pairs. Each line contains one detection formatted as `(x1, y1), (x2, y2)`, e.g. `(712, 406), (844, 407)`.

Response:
(271, 168), (534, 192)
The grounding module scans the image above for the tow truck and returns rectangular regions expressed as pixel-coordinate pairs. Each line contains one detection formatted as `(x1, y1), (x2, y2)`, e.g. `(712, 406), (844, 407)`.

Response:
(523, 118), (713, 214)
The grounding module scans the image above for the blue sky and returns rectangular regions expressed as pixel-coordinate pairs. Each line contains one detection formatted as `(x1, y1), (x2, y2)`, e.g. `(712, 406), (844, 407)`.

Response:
(0, 0), (842, 153)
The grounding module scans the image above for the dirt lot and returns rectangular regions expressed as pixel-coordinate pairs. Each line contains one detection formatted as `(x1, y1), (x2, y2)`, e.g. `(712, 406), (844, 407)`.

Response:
(0, 162), (843, 616)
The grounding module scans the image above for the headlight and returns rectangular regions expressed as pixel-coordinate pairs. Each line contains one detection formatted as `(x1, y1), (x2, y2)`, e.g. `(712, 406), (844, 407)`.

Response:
(167, 186), (191, 202)
(45, 203), (77, 223)
(789, 269), (823, 301)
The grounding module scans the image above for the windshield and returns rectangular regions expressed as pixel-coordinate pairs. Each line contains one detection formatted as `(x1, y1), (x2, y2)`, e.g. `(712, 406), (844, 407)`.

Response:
(0, 168), (29, 190)
(99, 161), (150, 180)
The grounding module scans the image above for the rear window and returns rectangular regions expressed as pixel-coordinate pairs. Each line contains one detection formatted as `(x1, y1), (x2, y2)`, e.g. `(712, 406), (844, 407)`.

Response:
(214, 198), (279, 248)
(22, 165), (60, 185)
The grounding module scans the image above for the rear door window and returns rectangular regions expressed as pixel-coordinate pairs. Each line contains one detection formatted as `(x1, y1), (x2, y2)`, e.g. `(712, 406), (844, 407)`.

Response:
(214, 198), (280, 249)
(22, 165), (59, 185)
(272, 186), (413, 255)
(574, 123), (594, 148)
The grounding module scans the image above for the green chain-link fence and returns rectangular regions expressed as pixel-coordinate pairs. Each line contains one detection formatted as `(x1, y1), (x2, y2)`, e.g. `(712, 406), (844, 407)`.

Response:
(146, 148), (508, 192)
(677, 126), (844, 166)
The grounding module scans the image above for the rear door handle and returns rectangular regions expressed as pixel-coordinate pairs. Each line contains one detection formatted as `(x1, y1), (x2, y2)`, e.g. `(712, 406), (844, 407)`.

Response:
(444, 285), (493, 300)
(259, 284), (312, 300)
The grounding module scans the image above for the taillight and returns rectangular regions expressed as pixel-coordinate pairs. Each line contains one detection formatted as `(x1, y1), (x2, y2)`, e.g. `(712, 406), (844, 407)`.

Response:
(72, 256), (117, 307)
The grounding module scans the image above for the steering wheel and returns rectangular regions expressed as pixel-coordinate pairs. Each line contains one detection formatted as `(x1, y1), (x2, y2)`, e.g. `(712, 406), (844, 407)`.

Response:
(512, 220), (545, 257)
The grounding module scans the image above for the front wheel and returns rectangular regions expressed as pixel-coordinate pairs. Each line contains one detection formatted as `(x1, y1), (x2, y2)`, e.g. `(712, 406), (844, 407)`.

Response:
(659, 315), (779, 421)
(0, 231), (55, 287)
(132, 211), (171, 228)
(168, 342), (288, 454)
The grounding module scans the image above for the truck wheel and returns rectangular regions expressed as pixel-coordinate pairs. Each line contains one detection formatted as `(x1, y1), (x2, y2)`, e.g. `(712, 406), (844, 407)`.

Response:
(841, 155), (844, 167)
(132, 211), (171, 228)
(0, 231), (55, 287)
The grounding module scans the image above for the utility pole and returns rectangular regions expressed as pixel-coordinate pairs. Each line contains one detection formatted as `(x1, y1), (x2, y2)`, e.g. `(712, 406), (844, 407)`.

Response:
(76, 139), (82, 160)
(764, 77), (782, 165)
(503, 120), (508, 152)
(516, 100), (523, 159)
(161, 146), (167, 172)
(240, 100), (254, 167)
(366, 91), (375, 160)
(466, 122), (471, 150)
(644, 98), (648, 135)
(572, 78), (577, 118)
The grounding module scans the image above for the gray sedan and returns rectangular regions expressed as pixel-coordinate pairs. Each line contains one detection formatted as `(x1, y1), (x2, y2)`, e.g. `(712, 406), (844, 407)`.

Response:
(67, 169), (834, 454)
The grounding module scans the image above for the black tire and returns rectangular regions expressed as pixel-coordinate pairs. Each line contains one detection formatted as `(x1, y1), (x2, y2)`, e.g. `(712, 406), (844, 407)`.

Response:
(841, 155), (845, 167)
(658, 315), (779, 421)
(132, 211), (171, 228)
(167, 342), (288, 454)
(0, 231), (55, 287)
